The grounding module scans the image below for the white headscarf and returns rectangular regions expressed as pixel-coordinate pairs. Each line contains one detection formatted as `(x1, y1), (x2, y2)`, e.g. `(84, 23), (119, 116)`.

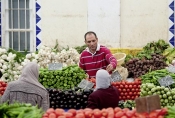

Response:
(19, 62), (46, 90)
(94, 69), (111, 91)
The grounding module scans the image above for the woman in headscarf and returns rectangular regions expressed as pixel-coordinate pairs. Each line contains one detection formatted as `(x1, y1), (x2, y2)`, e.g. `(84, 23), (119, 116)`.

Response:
(86, 69), (120, 109)
(1, 62), (49, 111)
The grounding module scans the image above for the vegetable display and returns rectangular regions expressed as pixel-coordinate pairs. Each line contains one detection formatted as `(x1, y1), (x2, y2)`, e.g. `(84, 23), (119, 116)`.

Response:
(141, 69), (175, 87)
(125, 39), (170, 63)
(48, 87), (93, 109)
(125, 53), (167, 78)
(0, 81), (7, 96)
(0, 102), (43, 118)
(165, 106), (175, 118)
(39, 65), (86, 90)
(112, 79), (141, 101)
(118, 100), (135, 110)
(140, 83), (175, 107)
(43, 107), (168, 118)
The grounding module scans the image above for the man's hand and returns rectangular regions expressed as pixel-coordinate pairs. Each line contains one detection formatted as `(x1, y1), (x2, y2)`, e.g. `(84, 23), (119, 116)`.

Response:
(106, 64), (114, 72)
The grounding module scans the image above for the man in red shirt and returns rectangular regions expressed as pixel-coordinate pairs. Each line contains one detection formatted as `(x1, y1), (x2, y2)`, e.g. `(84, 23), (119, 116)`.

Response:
(79, 31), (117, 78)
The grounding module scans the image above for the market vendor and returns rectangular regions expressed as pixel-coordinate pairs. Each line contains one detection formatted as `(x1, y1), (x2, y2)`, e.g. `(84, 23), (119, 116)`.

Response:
(87, 69), (120, 109)
(79, 31), (117, 78)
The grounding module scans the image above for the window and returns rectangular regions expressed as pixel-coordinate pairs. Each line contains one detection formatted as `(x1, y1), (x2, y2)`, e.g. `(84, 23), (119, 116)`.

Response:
(1, 0), (36, 52)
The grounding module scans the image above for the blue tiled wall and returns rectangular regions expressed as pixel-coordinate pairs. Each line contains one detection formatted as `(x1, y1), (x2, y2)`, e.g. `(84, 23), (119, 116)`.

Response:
(36, 1), (41, 50)
(169, 0), (175, 46)
(0, 1), (1, 46)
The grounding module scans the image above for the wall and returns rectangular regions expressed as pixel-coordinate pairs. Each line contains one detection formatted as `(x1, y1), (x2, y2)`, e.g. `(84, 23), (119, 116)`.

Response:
(41, 0), (120, 48)
(120, 0), (169, 48)
(41, 0), (88, 48)
(0, 0), (169, 49)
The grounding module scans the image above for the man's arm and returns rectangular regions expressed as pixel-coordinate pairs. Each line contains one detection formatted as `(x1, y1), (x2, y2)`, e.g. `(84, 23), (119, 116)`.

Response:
(104, 48), (117, 71)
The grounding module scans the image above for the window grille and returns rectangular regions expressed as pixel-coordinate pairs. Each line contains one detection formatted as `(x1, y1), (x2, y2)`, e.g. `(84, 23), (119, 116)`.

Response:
(2, 0), (35, 52)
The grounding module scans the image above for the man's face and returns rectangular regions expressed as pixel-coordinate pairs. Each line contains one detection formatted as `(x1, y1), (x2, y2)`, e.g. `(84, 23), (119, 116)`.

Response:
(85, 34), (98, 52)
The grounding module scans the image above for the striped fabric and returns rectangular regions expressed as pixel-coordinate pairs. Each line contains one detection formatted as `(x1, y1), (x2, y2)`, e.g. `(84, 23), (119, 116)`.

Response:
(79, 45), (117, 78)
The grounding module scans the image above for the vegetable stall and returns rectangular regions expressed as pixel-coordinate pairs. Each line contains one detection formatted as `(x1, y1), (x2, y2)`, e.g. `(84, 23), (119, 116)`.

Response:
(1, 39), (175, 118)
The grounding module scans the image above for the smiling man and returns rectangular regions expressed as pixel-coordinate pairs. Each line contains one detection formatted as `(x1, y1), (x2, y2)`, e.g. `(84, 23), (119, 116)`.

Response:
(79, 31), (117, 78)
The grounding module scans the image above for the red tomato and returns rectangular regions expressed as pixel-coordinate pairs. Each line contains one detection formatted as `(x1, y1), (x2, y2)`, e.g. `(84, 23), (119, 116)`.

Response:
(135, 88), (139, 92)
(58, 116), (66, 118)
(137, 92), (140, 96)
(114, 111), (124, 118)
(131, 88), (135, 92)
(84, 110), (93, 118)
(157, 116), (164, 118)
(106, 107), (114, 112)
(118, 88), (122, 92)
(131, 96), (135, 100)
(0, 87), (4, 91)
(43, 113), (49, 117)
(120, 92), (124, 96)
(122, 96), (126, 100)
(100, 116), (106, 118)
(120, 116), (127, 118)
(76, 109), (84, 114)
(124, 92), (128, 96)
(63, 112), (73, 118)
(133, 85), (137, 88)
(135, 113), (146, 118)
(129, 84), (133, 89)
(101, 109), (108, 117)
(130, 82), (134, 85)
(108, 112), (114, 118)
(133, 92), (137, 95)
(126, 89), (130, 92)
(84, 108), (92, 112)
(48, 113), (56, 118)
(2, 82), (7, 87)
(122, 89), (126, 92)
(120, 85), (124, 88)
(148, 111), (158, 118)
(125, 110), (135, 117)
(121, 81), (126, 85)
(114, 107), (122, 113)
(122, 108), (129, 113)
(112, 82), (116, 86)
(115, 86), (119, 88)
(159, 108), (168, 115)
(125, 85), (128, 89)
(67, 109), (76, 116)
(55, 108), (64, 116)
(46, 108), (55, 114)
(75, 113), (85, 118)
(126, 95), (131, 99)
(93, 109), (102, 118)
(129, 92), (132, 96)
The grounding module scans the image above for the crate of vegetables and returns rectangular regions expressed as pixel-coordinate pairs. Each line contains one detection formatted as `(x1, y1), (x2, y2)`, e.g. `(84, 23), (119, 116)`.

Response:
(47, 87), (93, 109)
(39, 65), (87, 90)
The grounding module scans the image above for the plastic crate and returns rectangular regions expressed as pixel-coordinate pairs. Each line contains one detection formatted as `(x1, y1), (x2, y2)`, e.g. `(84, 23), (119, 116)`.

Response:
(110, 48), (142, 55)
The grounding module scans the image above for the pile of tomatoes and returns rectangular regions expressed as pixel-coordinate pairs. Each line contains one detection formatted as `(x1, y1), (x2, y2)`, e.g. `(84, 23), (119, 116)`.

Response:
(88, 78), (141, 101)
(0, 81), (7, 96)
(112, 79), (141, 101)
(43, 107), (167, 118)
